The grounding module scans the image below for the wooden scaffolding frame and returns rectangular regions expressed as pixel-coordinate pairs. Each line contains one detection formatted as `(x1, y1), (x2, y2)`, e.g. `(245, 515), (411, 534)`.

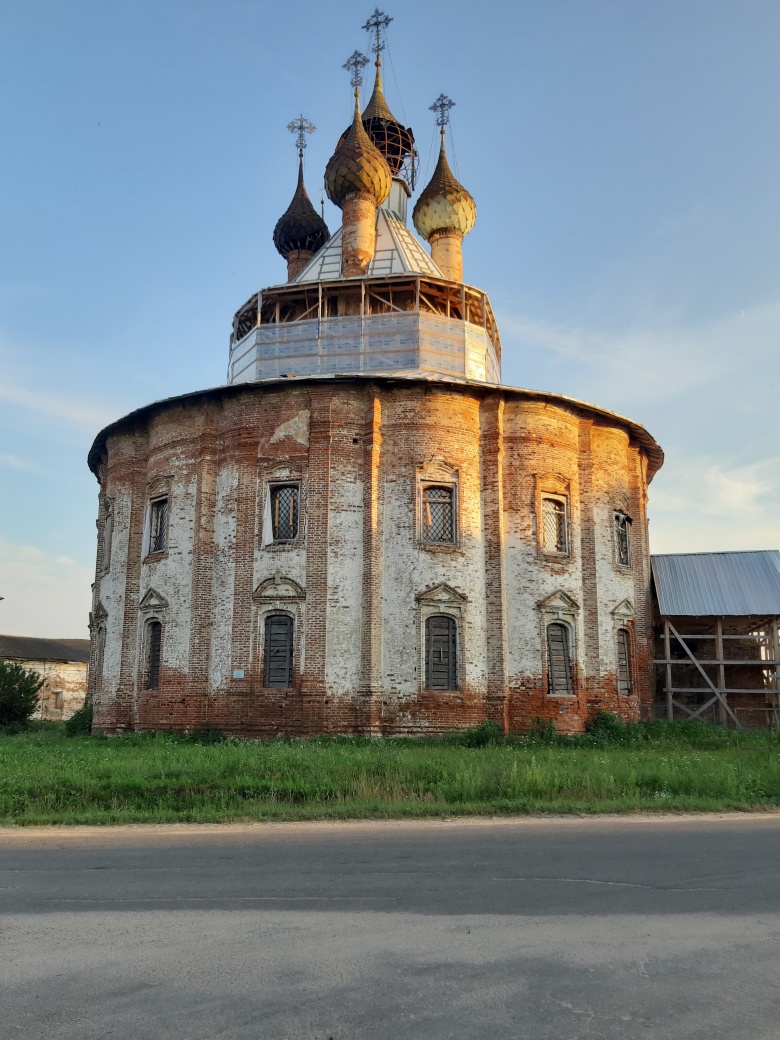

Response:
(655, 615), (780, 729)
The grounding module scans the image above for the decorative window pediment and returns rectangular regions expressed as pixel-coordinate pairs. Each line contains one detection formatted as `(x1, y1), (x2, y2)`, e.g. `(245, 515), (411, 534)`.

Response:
(537, 589), (580, 614)
(611, 598), (635, 621)
(253, 576), (305, 602)
(416, 583), (468, 605)
(93, 599), (108, 621)
(147, 475), (173, 498)
(418, 457), (459, 483)
(139, 587), (169, 612)
(534, 472), (570, 496)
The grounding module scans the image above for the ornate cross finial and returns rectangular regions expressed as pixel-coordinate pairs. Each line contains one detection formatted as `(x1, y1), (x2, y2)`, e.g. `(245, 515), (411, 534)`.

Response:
(343, 50), (370, 93)
(287, 114), (316, 159)
(362, 8), (392, 57)
(430, 94), (455, 131)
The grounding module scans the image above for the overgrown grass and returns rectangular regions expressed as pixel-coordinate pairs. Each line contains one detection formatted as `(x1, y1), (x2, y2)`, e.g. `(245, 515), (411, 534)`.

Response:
(1, 717), (779, 825)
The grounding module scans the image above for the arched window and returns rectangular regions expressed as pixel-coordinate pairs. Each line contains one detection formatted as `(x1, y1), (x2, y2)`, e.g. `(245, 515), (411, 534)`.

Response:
(547, 622), (573, 695)
(264, 614), (294, 687)
(425, 614), (457, 690)
(542, 496), (568, 554)
(614, 512), (632, 566)
(145, 620), (162, 690)
(616, 628), (633, 694)
(422, 485), (454, 543)
(270, 484), (299, 542)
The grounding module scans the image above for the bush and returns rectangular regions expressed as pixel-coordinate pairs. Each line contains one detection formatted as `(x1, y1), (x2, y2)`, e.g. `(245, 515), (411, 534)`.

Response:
(188, 727), (227, 745)
(528, 717), (560, 745)
(65, 703), (93, 737)
(462, 720), (503, 747)
(0, 660), (44, 729)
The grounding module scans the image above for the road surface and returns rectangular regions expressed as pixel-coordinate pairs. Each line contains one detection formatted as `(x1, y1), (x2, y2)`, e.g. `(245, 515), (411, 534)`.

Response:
(2, 815), (780, 1039)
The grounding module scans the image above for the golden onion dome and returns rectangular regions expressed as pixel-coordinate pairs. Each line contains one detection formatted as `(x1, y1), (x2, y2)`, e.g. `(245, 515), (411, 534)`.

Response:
(273, 159), (329, 258)
(325, 92), (392, 209)
(413, 132), (476, 241)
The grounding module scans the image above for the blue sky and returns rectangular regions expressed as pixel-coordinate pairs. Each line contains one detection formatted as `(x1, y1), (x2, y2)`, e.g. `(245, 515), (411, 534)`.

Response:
(1, 0), (778, 637)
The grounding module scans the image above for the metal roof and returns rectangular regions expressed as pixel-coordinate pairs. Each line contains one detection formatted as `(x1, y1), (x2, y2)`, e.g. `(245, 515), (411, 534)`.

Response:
(0, 635), (91, 663)
(651, 551), (780, 617)
(293, 210), (442, 283)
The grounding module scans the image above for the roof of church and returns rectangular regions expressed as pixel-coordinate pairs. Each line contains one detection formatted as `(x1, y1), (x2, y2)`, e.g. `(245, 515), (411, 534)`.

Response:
(88, 373), (664, 480)
(293, 208), (443, 282)
(0, 635), (91, 663)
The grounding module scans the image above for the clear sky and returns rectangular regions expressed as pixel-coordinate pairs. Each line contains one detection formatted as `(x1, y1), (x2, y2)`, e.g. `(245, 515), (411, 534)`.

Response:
(1, 0), (778, 637)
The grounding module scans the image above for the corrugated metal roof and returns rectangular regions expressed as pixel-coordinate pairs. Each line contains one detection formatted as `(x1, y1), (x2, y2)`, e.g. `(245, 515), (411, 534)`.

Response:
(651, 551), (780, 617)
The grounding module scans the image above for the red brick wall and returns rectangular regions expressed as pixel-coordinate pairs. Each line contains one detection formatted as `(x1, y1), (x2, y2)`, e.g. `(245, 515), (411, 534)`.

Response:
(89, 378), (660, 736)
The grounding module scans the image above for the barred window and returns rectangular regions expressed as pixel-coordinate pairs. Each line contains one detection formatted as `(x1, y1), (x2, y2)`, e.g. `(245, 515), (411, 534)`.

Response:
(146, 620), (162, 690)
(547, 622), (573, 695)
(542, 496), (567, 554)
(617, 628), (633, 694)
(271, 484), (299, 542)
(422, 485), (454, 543)
(425, 614), (457, 690)
(264, 613), (294, 687)
(148, 498), (168, 554)
(614, 512), (631, 566)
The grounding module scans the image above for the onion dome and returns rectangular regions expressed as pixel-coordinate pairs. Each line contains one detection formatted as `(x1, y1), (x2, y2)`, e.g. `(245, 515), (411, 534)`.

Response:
(413, 130), (476, 241)
(273, 159), (329, 258)
(359, 61), (415, 181)
(325, 92), (392, 209)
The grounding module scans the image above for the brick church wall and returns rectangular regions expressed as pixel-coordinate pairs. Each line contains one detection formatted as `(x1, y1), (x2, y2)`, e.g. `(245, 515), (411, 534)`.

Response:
(88, 376), (661, 736)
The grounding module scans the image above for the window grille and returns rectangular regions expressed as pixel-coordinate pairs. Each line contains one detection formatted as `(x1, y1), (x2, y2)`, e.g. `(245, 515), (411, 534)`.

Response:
(271, 485), (299, 542)
(148, 498), (168, 554)
(264, 614), (294, 687)
(614, 512), (631, 566)
(146, 620), (162, 690)
(617, 628), (632, 694)
(422, 486), (454, 543)
(547, 622), (573, 695)
(542, 497), (567, 554)
(425, 614), (457, 690)
(102, 509), (113, 572)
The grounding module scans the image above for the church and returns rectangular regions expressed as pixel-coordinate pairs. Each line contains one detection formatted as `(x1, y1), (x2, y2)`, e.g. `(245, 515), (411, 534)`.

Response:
(86, 11), (663, 736)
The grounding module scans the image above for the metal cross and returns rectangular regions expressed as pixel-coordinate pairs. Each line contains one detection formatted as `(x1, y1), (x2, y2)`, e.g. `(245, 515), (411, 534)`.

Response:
(430, 93), (455, 129)
(362, 8), (392, 55)
(343, 50), (370, 92)
(287, 115), (316, 158)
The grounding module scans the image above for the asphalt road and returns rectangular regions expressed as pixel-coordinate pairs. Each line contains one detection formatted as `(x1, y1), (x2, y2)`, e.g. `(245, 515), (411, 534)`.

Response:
(2, 815), (780, 1040)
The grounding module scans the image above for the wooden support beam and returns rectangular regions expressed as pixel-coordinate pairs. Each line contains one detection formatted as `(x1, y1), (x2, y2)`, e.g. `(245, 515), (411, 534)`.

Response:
(716, 618), (727, 726)
(664, 620), (673, 721)
(665, 619), (742, 728)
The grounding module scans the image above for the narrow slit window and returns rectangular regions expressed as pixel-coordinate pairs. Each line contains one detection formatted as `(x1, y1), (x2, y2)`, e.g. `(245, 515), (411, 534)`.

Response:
(425, 614), (457, 690)
(271, 485), (299, 542)
(542, 497), (567, 554)
(614, 512), (631, 566)
(617, 628), (633, 694)
(148, 498), (168, 554)
(146, 620), (162, 690)
(264, 614), (294, 687)
(547, 622), (573, 695)
(422, 486), (454, 543)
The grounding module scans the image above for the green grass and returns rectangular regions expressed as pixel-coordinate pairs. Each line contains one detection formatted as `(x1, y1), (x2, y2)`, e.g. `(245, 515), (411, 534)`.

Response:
(1, 718), (779, 825)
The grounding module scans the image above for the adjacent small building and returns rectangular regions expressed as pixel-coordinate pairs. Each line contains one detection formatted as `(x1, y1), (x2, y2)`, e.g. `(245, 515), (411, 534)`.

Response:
(0, 635), (90, 720)
(651, 551), (780, 728)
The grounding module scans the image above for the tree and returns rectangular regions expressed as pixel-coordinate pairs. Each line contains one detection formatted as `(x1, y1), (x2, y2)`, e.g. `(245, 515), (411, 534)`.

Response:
(0, 660), (44, 728)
